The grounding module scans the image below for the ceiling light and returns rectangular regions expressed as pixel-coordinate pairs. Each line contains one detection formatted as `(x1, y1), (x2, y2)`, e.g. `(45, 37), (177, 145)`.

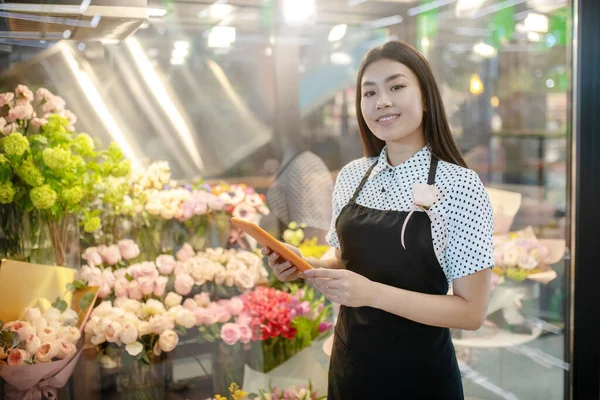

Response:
(148, 8), (167, 18)
(470, 74), (484, 95)
(328, 24), (347, 42)
(409, 0), (457, 17)
(62, 29), (72, 39)
(174, 40), (190, 49)
(171, 57), (185, 65)
(524, 12), (549, 32)
(330, 52), (352, 66)
(473, 42), (497, 57)
(283, 0), (315, 24)
(101, 39), (120, 45)
(490, 96), (500, 107)
(208, 26), (236, 48)
(362, 15), (403, 29)
(172, 47), (189, 58)
(199, 3), (235, 19)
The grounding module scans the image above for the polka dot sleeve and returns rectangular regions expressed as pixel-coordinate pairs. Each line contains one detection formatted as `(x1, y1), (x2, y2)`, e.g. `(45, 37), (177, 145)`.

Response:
(445, 169), (495, 281)
(325, 165), (351, 249)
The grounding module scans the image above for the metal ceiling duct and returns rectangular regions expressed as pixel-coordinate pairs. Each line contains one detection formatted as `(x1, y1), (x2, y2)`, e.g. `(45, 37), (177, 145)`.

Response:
(0, 0), (148, 41)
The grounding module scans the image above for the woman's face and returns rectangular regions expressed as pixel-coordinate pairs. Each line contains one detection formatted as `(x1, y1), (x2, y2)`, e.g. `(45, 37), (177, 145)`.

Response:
(360, 59), (425, 144)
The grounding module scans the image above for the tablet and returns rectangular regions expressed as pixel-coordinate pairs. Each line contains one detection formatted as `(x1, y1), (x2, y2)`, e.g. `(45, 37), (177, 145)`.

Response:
(230, 217), (313, 271)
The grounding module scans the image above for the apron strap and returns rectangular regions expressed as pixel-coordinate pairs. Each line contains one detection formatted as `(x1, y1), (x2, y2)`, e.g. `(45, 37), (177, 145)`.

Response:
(349, 161), (378, 204)
(427, 155), (439, 185)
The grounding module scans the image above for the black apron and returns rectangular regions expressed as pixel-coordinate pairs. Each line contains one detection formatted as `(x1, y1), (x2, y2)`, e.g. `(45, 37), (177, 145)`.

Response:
(328, 156), (464, 399)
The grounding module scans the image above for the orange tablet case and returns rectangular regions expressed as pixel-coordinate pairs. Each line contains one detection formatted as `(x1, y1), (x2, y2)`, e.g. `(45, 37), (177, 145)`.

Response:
(230, 217), (313, 271)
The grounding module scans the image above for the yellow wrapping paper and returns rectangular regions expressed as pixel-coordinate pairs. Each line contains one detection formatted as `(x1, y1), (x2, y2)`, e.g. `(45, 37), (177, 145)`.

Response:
(0, 259), (97, 330)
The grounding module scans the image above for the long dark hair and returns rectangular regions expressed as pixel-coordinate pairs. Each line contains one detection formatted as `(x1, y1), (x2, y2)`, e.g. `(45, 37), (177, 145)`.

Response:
(355, 41), (467, 168)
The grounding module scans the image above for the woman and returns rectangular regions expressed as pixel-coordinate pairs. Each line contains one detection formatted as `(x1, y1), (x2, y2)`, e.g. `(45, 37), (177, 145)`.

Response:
(262, 41), (494, 399)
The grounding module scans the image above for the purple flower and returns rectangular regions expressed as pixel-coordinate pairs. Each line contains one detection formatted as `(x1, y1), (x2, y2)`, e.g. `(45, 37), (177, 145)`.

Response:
(299, 301), (311, 317)
(163, 184), (170, 190)
(318, 321), (333, 333)
(184, 184), (193, 191)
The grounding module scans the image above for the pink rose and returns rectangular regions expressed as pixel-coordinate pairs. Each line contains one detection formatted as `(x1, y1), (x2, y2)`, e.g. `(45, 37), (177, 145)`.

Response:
(82, 247), (103, 267)
(176, 243), (195, 262)
(7, 349), (29, 366)
(102, 269), (116, 287)
(193, 308), (207, 325)
(114, 278), (129, 298)
(156, 255), (176, 275)
(194, 293), (211, 307)
(225, 298), (244, 316)
(238, 324), (252, 344)
(0, 92), (14, 107)
(174, 273), (194, 296)
(154, 276), (168, 297)
(114, 269), (128, 279)
(127, 281), (143, 300)
(183, 298), (197, 311)
(217, 308), (232, 324)
(139, 262), (159, 279)
(220, 323), (241, 346)
(202, 309), (219, 326)
(100, 245), (122, 265)
(128, 263), (142, 279)
(98, 282), (112, 298)
(138, 276), (155, 296)
(235, 313), (252, 326)
(118, 240), (140, 261)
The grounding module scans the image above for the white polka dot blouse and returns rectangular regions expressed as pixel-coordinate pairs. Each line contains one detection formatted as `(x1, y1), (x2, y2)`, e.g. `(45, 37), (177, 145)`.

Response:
(326, 145), (495, 285)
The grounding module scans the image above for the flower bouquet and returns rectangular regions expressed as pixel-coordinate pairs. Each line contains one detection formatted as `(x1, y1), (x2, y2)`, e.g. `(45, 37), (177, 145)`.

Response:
(0, 259), (98, 399)
(208, 381), (326, 400)
(0, 85), (129, 267)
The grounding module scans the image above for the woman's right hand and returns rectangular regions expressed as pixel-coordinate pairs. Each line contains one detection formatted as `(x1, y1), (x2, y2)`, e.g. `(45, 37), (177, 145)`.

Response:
(261, 244), (306, 282)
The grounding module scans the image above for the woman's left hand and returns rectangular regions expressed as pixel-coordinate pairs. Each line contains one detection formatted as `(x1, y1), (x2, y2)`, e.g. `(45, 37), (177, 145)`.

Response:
(304, 268), (377, 308)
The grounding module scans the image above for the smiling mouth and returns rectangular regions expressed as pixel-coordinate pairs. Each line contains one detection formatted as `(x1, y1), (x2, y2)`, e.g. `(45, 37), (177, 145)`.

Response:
(376, 114), (401, 122)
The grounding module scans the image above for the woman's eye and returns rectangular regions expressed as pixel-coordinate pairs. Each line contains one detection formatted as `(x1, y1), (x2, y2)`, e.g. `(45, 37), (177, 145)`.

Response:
(391, 85), (405, 91)
(364, 91), (375, 97)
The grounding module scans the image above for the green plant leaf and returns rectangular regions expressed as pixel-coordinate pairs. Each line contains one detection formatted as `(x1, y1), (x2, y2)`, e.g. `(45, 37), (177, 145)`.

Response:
(79, 292), (95, 311)
(51, 297), (68, 313)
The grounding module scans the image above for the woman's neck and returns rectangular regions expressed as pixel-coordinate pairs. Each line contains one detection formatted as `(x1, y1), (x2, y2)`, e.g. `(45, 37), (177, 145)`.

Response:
(385, 131), (426, 167)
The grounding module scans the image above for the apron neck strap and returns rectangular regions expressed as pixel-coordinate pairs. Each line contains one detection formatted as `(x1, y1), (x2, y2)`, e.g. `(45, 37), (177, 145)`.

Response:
(349, 161), (378, 204)
(427, 156), (439, 186)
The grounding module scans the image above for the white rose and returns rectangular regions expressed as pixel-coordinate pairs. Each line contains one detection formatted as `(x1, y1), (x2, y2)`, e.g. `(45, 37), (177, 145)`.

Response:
(92, 301), (113, 318)
(214, 270), (226, 285)
(412, 183), (439, 208)
(58, 326), (81, 344)
(91, 334), (106, 345)
(25, 336), (41, 355)
(137, 321), (151, 337)
(158, 330), (179, 353)
(104, 321), (123, 343)
(234, 270), (255, 290)
(59, 309), (78, 326)
(171, 307), (196, 329)
(164, 292), (183, 309)
(32, 317), (48, 333)
(24, 308), (42, 322)
(44, 307), (61, 322)
(55, 339), (76, 359)
(142, 299), (167, 318)
(38, 327), (57, 343)
(149, 315), (174, 335)
(120, 323), (139, 345)
(126, 341), (144, 356)
(35, 342), (58, 363)
(114, 298), (142, 316)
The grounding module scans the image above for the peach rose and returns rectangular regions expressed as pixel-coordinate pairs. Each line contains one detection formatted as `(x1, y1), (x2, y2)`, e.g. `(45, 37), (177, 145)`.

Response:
(164, 292), (183, 309)
(55, 339), (76, 359)
(8, 349), (29, 366)
(156, 255), (176, 275)
(35, 342), (58, 363)
(158, 330), (179, 352)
